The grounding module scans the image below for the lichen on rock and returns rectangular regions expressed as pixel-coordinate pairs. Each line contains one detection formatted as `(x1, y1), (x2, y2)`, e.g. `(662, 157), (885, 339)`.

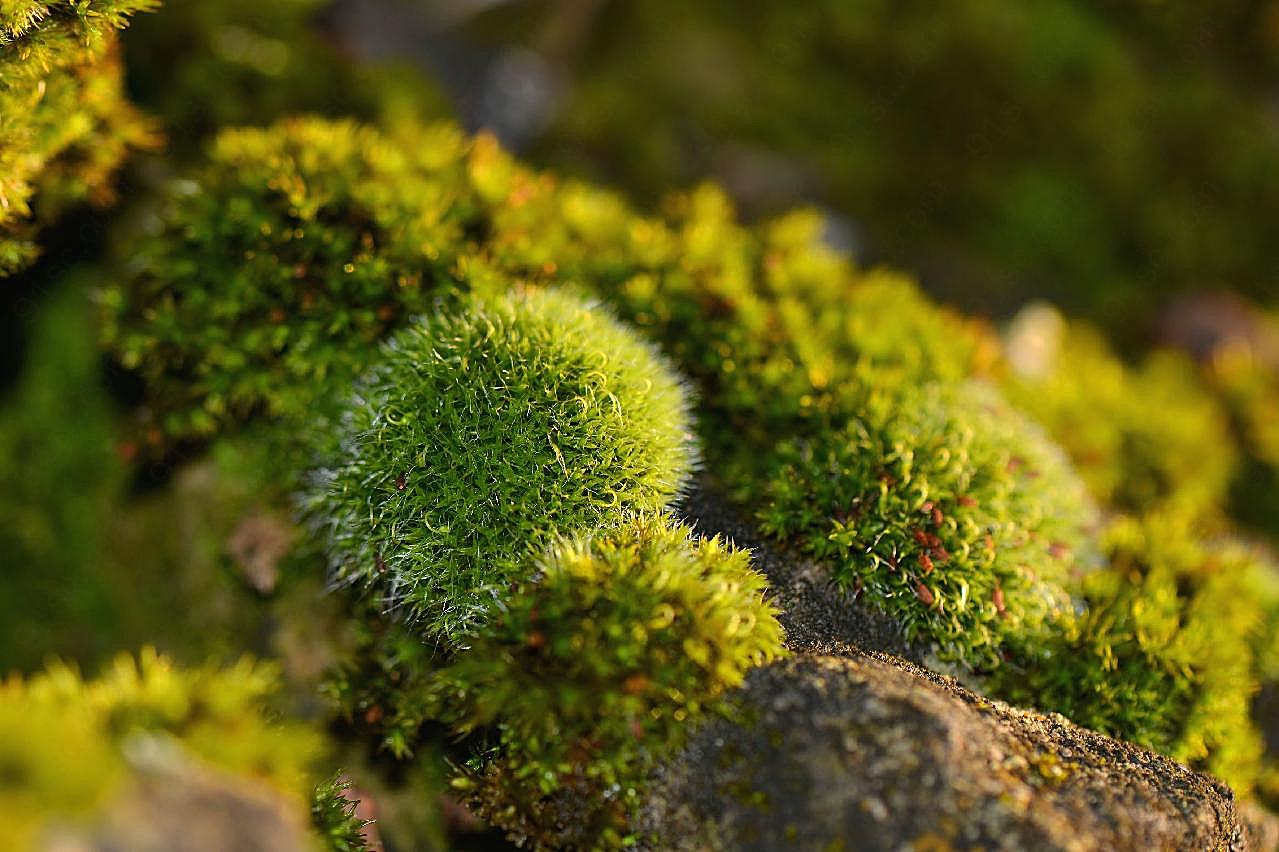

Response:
(639, 652), (1249, 851)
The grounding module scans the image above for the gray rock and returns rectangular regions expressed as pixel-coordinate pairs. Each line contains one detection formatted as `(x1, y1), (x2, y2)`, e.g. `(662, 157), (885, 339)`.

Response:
(639, 652), (1250, 851)
(678, 475), (929, 662)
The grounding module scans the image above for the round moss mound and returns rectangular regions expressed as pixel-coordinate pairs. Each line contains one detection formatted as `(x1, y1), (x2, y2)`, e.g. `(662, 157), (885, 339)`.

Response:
(433, 517), (785, 849)
(306, 287), (697, 643)
(757, 379), (1096, 668)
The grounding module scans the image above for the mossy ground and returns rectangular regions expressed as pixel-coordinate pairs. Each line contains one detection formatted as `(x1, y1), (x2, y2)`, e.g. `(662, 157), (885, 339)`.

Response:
(8, 8), (1279, 848)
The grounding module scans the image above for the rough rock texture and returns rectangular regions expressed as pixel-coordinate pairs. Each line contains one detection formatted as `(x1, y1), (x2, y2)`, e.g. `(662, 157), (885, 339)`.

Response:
(639, 653), (1250, 851)
(44, 759), (311, 852)
(679, 475), (929, 662)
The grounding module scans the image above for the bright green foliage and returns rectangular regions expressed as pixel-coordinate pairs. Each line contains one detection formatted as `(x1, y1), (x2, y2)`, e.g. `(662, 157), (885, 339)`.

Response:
(0, 648), (324, 848)
(992, 513), (1279, 794)
(0, 0), (157, 274)
(758, 379), (1094, 667)
(1203, 315), (1279, 536)
(481, 174), (998, 444)
(107, 118), (999, 453)
(305, 287), (696, 644)
(1002, 305), (1238, 517)
(102, 117), (482, 441)
(113, 116), (1085, 668)
(311, 773), (374, 852)
(433, 518), (784, 848)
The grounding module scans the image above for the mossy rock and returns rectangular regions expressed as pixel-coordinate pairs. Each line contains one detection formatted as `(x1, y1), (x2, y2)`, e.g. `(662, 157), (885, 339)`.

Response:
(436, 517), (785, 849)
(638, 652), (1249, 851)
(753, 379), (1097, 668)
(992, 512), (1279, 796)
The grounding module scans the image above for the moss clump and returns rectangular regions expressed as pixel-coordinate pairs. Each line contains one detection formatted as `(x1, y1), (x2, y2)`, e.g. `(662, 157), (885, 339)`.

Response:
(1002, 304), (1237, 517)
(0, 648), (324, 848)
(110, 116), (1080, 670)
(756, 379), (1095, 668)
(433, 518), (784, 849)
(992, 512), (1279, 794)
(305, 287), (696, 644)
(101, 117), (481, 442)
(0, 0), (157, 274)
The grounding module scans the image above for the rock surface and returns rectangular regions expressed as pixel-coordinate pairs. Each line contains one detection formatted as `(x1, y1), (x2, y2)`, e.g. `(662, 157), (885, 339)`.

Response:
(679, 476), (929, 662)
(639, 652), (1250, 851)
(44, 757), (311, 852)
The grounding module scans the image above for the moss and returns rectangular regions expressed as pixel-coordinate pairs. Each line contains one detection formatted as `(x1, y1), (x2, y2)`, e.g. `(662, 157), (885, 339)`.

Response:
(102, 117), (483, 443)
(0, 648), (324, 848)
(321, 600), (444, 760)
(0, 0), (158, 275)
(433, 518), (784, 849)
(110, 116), (1095, 670)
(991, 512), (1279, 794)
(754, 379), (1095, 668)
(1203, 309), (1279, 537)
(304, 287), (696, 644)
(1002, 304), (1237, 517)
(311, 773), (374, 852)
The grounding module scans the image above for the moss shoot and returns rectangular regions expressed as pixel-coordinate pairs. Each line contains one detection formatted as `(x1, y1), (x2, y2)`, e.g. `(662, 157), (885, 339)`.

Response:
(102, 117), (480, 441)
(434, 518), (785, 849)
(305, 287), (696, 644)
(0, 0), (157, 274)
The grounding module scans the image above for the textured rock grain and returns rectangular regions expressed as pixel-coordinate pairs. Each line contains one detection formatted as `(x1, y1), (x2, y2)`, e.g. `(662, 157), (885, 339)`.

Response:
(640, 652), (1248, 851)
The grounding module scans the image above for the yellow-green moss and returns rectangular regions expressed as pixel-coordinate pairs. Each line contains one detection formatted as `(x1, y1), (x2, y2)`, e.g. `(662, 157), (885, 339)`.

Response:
(992, 512), (1279, 794)
(433, 518), (785, 848)
(0, 648), (324, 848)
(1003, 304), (1237, 517)
(0, 0), (157, 274)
